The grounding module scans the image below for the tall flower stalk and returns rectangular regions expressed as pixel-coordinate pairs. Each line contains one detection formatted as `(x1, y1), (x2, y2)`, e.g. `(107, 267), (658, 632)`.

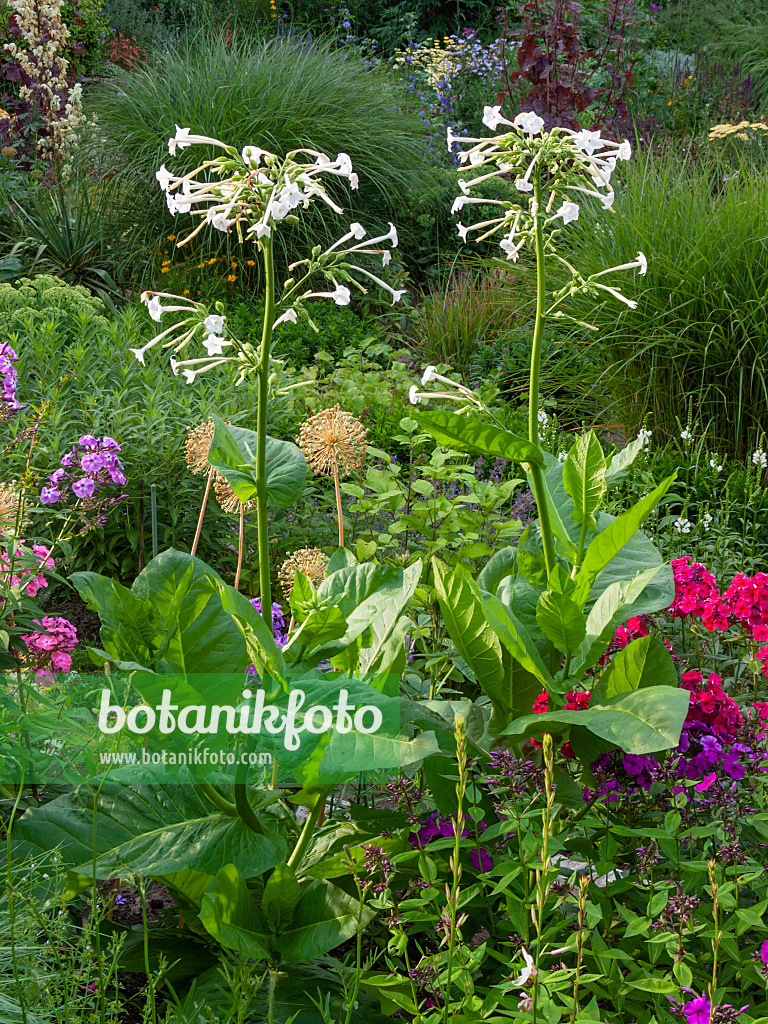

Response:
(134, 128), (402, 627)
(410, 110), (646, 574)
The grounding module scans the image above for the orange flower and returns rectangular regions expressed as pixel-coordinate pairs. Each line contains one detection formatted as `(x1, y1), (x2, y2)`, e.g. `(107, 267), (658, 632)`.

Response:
(227, 274), (236, 281)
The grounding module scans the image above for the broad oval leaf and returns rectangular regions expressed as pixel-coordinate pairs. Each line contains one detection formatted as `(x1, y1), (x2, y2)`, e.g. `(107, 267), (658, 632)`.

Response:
(501, 686), (691, 754)
(562, 430), (606, 528)
(208, 415), (307, 509)
(592, 634), (678, 702)
(414, 409), (544, 467)
(481, 591), (554, 690)
(536, 589), (586, 655)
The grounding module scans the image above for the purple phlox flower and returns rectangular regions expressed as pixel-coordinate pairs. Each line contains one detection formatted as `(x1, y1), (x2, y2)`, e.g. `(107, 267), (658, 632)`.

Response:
(700, 734), (723, 762)
(78, 435), (98, 447)
(623, 754), (648, 775)
(60, 448), (77, 467)
(72, 477), (96, 499)
(40, 486), (60, 505)
(50, 468), (66, 485)
(683, 995), (711, 1024)
(100, 436), (120, 451)
(80, 452), (105, 474)
(723, 749), (746, 780)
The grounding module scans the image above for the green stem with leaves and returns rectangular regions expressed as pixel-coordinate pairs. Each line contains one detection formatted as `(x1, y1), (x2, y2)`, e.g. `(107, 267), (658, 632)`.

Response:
(257, 237), (275, 633)
(528, 167), (557, 577)
(287, 785), (333, 871)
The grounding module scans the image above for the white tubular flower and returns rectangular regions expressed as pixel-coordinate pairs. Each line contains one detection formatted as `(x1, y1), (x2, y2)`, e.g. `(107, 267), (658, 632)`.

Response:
(182, 368), (197, 384)
(500, 235), (523, 261)
(350, 172), (359, 189)
(555, 201), (580, 224)
(333, 285), (351, 305)
(447, 126), (458, 151)
(156, 164), (175, 191)
(250, 221), (272, 239)
(273, 309), (298, 328)
(451, 195), (469, 213)
(409, 385), (421, 405)
(482, 104), (505, 130)
(204, 314), (225, 334)
(457, 222), (469, 242)
(242, 145), (264, 165)
(637, 251), (648, 276)
(592, 282), (638, 309)
(142, 293), (198, 322)
(680, 428), (692, 442)
(350, 222), (366, 240)
(207, 210), (236, 232)
(203, 334), (230, 356)
(752, 449), (767, 469)
(129, 346), (148, 365)
(515, 178), (534, 193)
(336, 152), (353, 176)
(386, 222), (398, 247)
(572, 129), (603, 155)
(382, 251), (392, 266)
(169, 125), (229, 156)
(457, 178), (471, 195)
(468, 150), (485, 166)
(514, 111), (545, 135)
(617, 140), (632, 160)
(511, 949), (536, 988)
(147, 296), (163, 322)
(390, 289), (406, 304)
(422, 365), (438, 384)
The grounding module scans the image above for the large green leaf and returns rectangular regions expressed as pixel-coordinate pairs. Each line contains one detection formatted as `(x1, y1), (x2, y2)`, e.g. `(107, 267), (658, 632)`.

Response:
(481, 591), (554, 690)
(571, 566), (665, 677)
(535, 589), (586, 656)
(16, 776), (287, 882)
(502, 686), (691, 754)
(208, 415), (307, 509)
(414, 409), (544, 467)
(604, 436), (647, 488)
(262, 861), (302, 933)
(207, 576), (286, 678)
(277, 879), (376, 963)
(70, 572), (154, 665)
(476, 546), (517, 596)
(200, 863), (271, 961)
(574, 474), (676, 607)
(562, 430), (606, 528)
(432, 558), (506, 708)
(517, 523), (548, 589)
(592, 635), (678, 702)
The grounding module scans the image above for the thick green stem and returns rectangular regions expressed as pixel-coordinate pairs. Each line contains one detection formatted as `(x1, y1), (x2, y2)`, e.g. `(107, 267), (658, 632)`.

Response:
(199, 782), (238, 817)
(287, 785), (333, 871)
(528, 168), (557, 579)
(234, 754), (265, 834)
(257, 239), (275, 634)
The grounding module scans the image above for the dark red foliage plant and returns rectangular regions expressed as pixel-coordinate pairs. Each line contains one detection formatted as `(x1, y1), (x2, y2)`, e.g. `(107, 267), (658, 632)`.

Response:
(496, 0), (639, 133)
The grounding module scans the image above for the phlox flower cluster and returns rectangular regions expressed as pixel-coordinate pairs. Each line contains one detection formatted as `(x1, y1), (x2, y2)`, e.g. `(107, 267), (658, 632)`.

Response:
(0, 541), (54, 600)
(669, 556), (731, 631)
(40, 437), (127, 529)
(409, 812), (492, 871)
(21, 615), (77, 674)
(0, 340), (23, 416)
(533, 689), (591, 759)
(724, 572), (768, 631)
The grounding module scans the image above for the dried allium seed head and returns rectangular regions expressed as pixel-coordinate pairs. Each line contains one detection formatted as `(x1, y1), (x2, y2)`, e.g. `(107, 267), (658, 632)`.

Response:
(296, 404), (367, 478)
(185, 420), (214, 475)
(213, 472), (255, 515)
(0, 482), (24, 532)
(278, 547), (328, 599)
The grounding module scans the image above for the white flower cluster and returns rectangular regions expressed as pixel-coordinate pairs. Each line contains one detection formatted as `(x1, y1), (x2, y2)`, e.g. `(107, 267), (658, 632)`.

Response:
(753, 449), (767, 469)
(674, 516), (692, 535)
(132, 130), (404, 382)
(680, 428), (692, 442)
(637, 428), (652, 450)
(4, 0), (84, 156)
(709, 458), (723, 473)
(448, 109), (646, 309)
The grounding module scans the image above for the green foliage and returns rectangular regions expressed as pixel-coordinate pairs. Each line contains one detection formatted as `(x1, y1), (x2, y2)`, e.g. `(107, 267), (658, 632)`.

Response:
(87, 28), (432, 272)
(0, 274), (106, 338)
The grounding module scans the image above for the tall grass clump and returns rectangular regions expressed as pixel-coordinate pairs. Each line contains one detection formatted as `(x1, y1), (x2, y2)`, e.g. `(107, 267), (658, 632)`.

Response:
(551, 144), (768, 459)
(86, 27), (432, 279)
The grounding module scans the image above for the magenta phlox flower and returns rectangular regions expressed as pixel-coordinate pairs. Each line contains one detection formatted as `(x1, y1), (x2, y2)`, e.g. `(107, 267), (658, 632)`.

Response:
(40, 435), (127, 519)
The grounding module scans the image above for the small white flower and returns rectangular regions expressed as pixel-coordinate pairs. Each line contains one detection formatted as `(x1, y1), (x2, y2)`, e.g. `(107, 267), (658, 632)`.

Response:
(457, 178), (471, 195)
(753, 449), (767, 469)
(674, 516), (692, 535)
(130, 347), (147, 365)
(147, 296), (163, 322)
(556, 201), (580, 224)
(602, 191), (615, 209)
(482, 104), (504, 130)
(617, 140), (632, 160)
(273, 309), (298, 328)
(409, 385), (421, 405)
(391, 289), (406, 304)
(638, 427), (652, 449)
(250, 222), (272, 239)
(422, 365), (438, 385)
(349, 222), (366, 240)
(557, 450), (568, 462)
(349, 172), (359, 189)
(333, 285), (351, 306)
(170, 357), (179, 375)
(636, 251), (648, 276)
(702, 512), (713, 532)
(241, 145), (264, 165)
(279, 181), (303, 209)
(382, 251), (392, 266)
(203, 333), (230, 356)
(386, 222), (398, 247)
(468, 150), (484, 166)
(500, 235), (522, 261)
(709, 459), (723, 473)
(538, 408), (549, 428)
(511, 948), (536, 988)
(513, 111), (545, 135)
(155, 164), (174, 191)
(182, 368), (197, 384)
(680, 428), (692, 442)
(451, 195), (469, 213)
(204, 314), (225, 334)
(515, 178), (533, 193)
(572, 129), (603, 155)
(456, 222), (469, 242)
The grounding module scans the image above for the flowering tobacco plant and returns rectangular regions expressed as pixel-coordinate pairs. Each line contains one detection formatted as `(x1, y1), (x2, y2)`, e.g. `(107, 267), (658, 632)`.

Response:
(404, 109), (686, 765)
(132, 126), (402, 639)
